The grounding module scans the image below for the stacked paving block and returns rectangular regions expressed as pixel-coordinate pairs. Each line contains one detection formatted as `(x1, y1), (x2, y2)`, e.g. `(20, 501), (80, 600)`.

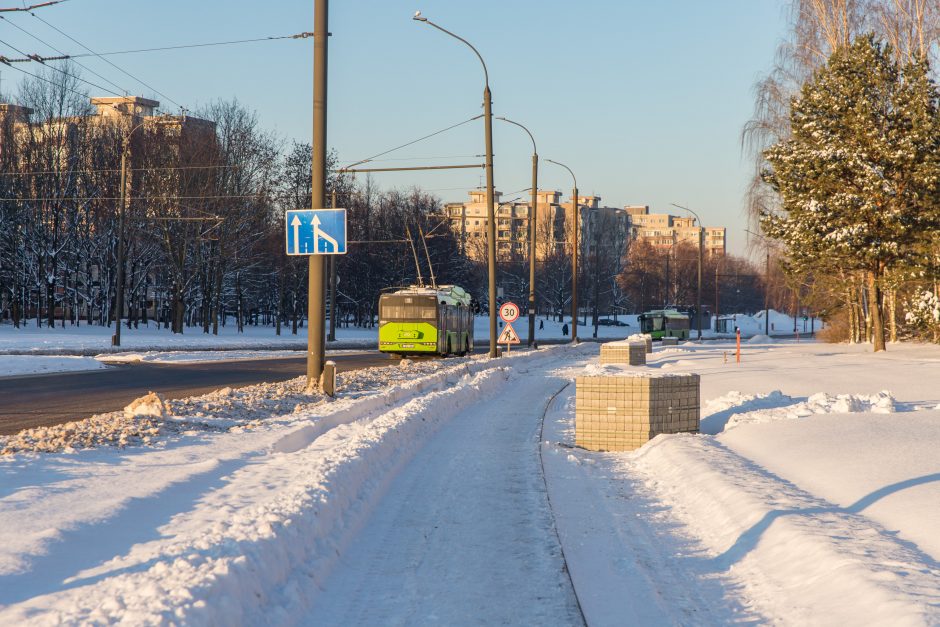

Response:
(575, 370), (700, 452)
(626, 333), (653, 353)
(661, 337), (679, 346)
(599, 340), (647, 366)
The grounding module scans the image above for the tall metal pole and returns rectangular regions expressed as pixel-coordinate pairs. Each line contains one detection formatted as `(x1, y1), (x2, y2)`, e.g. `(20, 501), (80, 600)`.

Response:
(528, 153), (537, 345)
(483, 87), (497, 357)
(545, 159), (578, 343)
(328, 189), (337, 342)
(307, 0), (328, 391)
(670, 203), (704, 340)
(765, 252), (770, 336)
(414, 13), (497, 357)
(495, 116), (538, 347)
(112, 142), (128, 347)
(571, 184), (578, 342)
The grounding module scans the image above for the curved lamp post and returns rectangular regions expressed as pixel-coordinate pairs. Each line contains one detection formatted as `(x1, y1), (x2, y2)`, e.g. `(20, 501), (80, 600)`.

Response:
(414, 11), (498, 357)
(545, 158), (579, 343)
(112, 117), (149, 347)
(496, 116), (538, 347)
(670, 203), (704, 341)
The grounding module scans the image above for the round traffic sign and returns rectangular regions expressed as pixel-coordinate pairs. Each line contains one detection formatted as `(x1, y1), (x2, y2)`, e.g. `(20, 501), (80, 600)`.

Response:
(499, 301), (520, 323)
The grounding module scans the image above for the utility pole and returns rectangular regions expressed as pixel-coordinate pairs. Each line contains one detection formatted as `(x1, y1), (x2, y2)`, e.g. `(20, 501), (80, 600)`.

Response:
(328, 189), (337, 342)
(112, 140), (128, 347)
(765, 251), (770, 336)
(307, 0), (328, 391)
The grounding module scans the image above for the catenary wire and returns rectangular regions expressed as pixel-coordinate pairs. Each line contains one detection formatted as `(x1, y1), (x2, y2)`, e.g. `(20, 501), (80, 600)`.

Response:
(0, 14), (129, 95)
(341, 114), (484, 170)
(0, 35), (124, 96)
(31, 12), (185, 110)
(0, 165), (244, 177)
(37, 32), (313, 60)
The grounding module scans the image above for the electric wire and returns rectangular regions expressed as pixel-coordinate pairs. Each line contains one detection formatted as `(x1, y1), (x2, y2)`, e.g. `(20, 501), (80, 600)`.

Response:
(4, 194), (263, 201)
(0, 164), (244, 177)
(0, 1), (67, 13)
(341, 114), (484, 170)
(42, 32), (312, 60)
(0, 52), (122, 100)
(0, 14), (129, 95)
(31, 12), (185, 111)
(0, 34), (124, 96)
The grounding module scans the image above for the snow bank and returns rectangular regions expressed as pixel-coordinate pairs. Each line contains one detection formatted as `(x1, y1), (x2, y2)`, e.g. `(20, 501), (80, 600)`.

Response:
(628, 436), (940, 625)
(0, 345), (588, 625)
(0, 355), (108, 377)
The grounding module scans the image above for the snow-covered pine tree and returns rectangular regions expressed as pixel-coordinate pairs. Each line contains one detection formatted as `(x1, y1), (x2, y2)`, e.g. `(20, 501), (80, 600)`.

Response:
(761, 35), (940, 352)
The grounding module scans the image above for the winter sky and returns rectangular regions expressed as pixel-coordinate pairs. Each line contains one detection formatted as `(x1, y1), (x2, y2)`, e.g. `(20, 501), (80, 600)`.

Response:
(0, 0), (788, 256)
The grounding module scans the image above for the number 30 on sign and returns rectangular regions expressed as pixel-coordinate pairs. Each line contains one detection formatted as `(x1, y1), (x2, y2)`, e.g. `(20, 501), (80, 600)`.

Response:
(499, 302), (519, 323)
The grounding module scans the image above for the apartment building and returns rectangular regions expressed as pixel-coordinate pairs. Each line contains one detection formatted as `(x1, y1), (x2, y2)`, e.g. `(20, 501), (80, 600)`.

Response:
(625, 205), (726, 256)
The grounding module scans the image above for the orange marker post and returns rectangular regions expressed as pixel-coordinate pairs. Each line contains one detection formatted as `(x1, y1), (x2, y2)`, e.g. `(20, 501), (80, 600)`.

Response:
(736, 327), (741, 364)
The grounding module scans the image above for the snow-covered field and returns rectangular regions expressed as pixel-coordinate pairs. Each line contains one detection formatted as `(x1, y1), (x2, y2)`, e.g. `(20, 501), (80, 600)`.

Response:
(0, 310), (810, 378)
(2, 338), (934, 625)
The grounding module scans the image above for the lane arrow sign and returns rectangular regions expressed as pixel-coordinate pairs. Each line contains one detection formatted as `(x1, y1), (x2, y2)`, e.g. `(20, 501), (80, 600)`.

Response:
(291, 214), (302, 254)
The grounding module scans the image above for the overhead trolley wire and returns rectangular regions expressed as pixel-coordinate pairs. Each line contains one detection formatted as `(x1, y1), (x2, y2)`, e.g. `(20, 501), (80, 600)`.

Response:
(0, 164), (245, 177)
(0, 46), (125, 99)
(340, 114), (484, 170)
(30, 12), (185, 111)
(0, 13), (129, 96)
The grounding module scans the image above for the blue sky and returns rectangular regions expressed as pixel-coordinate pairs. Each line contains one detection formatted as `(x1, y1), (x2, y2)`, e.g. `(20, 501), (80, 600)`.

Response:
(0, 0), (787, 256)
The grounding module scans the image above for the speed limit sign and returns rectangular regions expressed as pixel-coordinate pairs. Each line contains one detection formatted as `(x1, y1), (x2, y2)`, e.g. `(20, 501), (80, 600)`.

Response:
(499, 301), (520, 323)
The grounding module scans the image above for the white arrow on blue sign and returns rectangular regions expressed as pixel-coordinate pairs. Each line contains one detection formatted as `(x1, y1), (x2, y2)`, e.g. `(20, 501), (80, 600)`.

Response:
(285, 208), (347, 255)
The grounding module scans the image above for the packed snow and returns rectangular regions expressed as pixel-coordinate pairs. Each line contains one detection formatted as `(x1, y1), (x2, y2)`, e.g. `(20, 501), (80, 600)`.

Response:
(1, 338), (937, 625)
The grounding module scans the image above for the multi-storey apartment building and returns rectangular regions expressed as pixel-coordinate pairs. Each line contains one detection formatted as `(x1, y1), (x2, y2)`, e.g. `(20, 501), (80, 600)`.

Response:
(444, 190), (632, 262)
(625, 205), (726, 256)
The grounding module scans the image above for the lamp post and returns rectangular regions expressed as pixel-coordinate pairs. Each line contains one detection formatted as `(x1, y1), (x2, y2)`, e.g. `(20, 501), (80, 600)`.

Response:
(496, 116), (538, 347)
(414, 11), (498, 358)
(671, 203), (704, 341)
(545, 159), (579, 343)
(112, 118), (149, 348)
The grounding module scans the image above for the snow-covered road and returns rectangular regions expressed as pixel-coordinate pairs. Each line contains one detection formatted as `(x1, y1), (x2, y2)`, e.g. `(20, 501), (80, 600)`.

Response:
(306, 360), (583, 625)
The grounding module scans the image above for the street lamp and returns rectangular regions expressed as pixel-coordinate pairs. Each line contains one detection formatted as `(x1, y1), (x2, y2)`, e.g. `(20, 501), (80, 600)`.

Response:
(545, 159), (579, 343)
(670, 203), (704, 341)
(496, 116), (538, 347)
(414, 11), (498, 358)
(112, 117), (149, 347)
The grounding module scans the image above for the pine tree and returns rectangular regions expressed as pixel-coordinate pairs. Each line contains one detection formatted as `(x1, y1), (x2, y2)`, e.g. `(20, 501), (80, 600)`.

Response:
(762, 35), (940, 351)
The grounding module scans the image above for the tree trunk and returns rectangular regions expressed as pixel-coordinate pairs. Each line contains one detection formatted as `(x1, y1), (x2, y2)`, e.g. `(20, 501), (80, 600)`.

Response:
(868, 270), (886, 352)
(887, 287), (897, 343)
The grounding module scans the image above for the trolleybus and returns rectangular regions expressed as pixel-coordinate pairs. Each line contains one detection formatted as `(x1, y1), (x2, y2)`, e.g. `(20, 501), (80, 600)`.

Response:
(637, 309), (691, 340)
(378, 285), (474, 357)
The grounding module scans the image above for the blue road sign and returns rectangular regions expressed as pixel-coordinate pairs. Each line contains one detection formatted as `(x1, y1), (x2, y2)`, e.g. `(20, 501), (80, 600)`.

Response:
(285, 208), (347, 255)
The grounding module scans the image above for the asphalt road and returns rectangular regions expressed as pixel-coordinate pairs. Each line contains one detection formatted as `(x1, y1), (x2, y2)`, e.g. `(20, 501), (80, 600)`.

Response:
(0, 351), (400, 435)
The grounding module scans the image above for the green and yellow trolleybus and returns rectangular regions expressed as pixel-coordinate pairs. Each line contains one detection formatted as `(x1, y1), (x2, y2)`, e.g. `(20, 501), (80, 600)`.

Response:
(378, 285), (474, 357)
(638, 309), (691, 340)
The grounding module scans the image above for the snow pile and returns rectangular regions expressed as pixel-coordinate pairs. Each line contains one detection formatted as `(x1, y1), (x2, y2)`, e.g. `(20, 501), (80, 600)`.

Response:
(580, 362), (691, 378)
(656, 347), (691, 355)
(0, 413), (162, 455)
(746, 334), (774, 344)
(718, 390), (897, 429)
(628, 435), (940, 625)
(124, 392), (167, 420)
(0, 355), (108, 377)
(0, 356), (498, 456)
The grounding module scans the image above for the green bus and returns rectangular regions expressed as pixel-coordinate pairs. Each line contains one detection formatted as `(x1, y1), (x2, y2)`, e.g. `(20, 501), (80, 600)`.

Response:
(638, 309), (691, 340)
(378, 285), (474, 357)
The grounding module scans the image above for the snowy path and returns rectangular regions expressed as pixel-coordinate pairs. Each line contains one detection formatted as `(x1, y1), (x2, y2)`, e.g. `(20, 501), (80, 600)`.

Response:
(541, 385), (750, 626)
(305, 360), (584, 625)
